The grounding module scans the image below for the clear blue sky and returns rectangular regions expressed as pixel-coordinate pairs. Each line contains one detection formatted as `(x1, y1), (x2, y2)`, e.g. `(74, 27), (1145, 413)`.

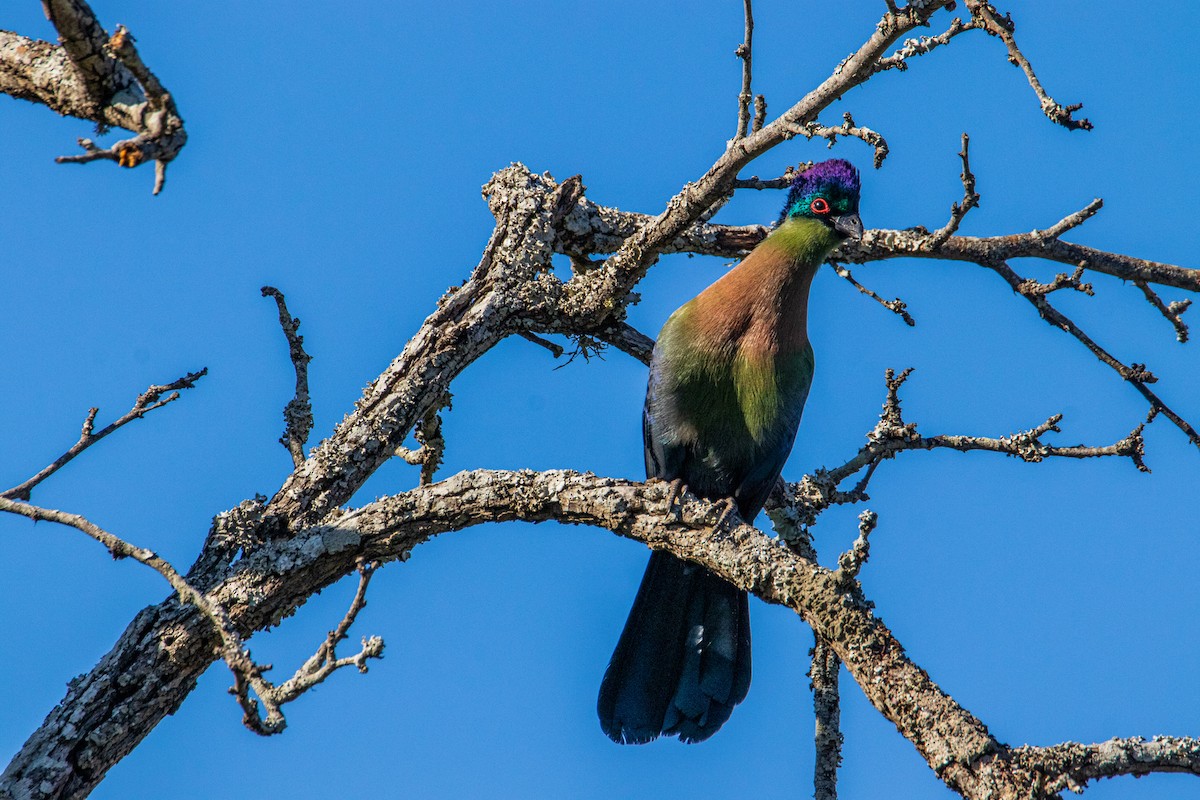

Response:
(2, 1), (1197, 798)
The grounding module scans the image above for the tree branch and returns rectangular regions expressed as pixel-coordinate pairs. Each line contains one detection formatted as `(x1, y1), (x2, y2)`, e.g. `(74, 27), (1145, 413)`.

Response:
(964, 0), (1092, 131)
(831, 262), (915, 326)
(987, 258), (1198, 451)
(796, 112), (889, 168)
(1135, 280), (1191, 344)
(926, 132), (980, 249)
(732, 0), (755, 142)
(778, 367), (1151, 534)
(811, 635), (843, 800)
(1, 368), (207, 501)
(552, 190), (1200, 294)
(261, 287), (314, 468)
(874, 16), (976, 73)
(1012, 737), (1200, 795)
(1, 4), (187, 192)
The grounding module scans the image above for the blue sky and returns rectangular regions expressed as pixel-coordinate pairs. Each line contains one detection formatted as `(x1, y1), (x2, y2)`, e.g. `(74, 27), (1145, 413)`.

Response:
(2, 1), (1197, 798)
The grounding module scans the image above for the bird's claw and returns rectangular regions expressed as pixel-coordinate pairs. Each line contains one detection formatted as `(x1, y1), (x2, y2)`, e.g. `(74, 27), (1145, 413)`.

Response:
(661, 478), (689, 523)
(712, 497), (738, 531)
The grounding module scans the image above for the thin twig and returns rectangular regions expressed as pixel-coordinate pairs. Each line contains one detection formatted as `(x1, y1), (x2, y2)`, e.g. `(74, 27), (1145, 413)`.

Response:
(0, 495), (269, 724)
(519, 331), (565, 358)
(832, 263), (915, 325)
(1135, 280), (1191, 343)
(1040, 198), (1103, 239)
(732, 165), (804, 191)
(752, 94), (767, 133)
(926, 132), (980, 249)
(2, 369), (207, 501)
(1016, 265), (1093, 297)
(235, 559), (385, 726)
(262, 287), (314, 468)
(732, 0), (755, 142)
(794, 112), (890, 168)
(106, 25), (179, 194)
(107, 25), (168, 103)
(964, 0), (1092, 131)
(0, 494), (383, 738)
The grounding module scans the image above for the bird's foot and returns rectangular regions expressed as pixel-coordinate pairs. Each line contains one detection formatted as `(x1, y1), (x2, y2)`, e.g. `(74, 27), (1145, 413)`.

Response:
(712, 497), (739, 531)
(661, 478), (689, 523)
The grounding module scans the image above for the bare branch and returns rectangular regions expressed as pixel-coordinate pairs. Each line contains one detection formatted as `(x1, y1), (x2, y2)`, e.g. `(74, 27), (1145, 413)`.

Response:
(1012, 736), (1200, 795)
(964, 0), (1092, 131)
(556, 194), (1200, 293)
(732, 165), (803, 191)
(232, 559), (385, 735)
(834, 509), (878, 588)
(47, 15), (189, 192)
(831, 262), (915, 326)
(40, 0), (117, 105)
(268, 560), (385, 707)
(795, 112), (890, 168)
(417, 402), (448, 486)
(9, 450), (1196, 797)
(926, 132), (980, 249)
(106, 25), (166, 102)
(875, 17), (976, 73)
(0, 496), (275, 731)
(518, 330), (565, 358)
(0, 495), (382, 739)
(262, 287), (314, 468)
(779, 368), (1151, 533)
(732, 0), (755, 142)
(1016, 265), (1093, 297)
(1135, 280), (1191, 343)
(1, 368), (207, 501)
(989, 259), (1198, 451)
(1039, 198), (1103, 240)
(810, 635), (843, 800)
(595, 322), (654, 365)
(0, 3), (188, 192)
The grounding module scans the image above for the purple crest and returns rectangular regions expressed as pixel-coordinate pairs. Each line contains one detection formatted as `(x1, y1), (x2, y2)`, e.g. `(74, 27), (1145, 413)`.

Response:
(781, 159), (861, 221)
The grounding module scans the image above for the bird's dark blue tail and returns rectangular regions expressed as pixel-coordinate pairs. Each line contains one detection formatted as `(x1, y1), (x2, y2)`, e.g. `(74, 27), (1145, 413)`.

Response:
(598, 550), (751, 744)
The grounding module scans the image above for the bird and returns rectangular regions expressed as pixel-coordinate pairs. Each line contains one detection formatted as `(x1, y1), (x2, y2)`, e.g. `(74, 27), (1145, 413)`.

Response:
(597, 159), (863, 745)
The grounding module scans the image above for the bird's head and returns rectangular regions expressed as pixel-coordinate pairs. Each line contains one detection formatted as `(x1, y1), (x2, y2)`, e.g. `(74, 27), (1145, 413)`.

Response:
(779, 159), (863, 239)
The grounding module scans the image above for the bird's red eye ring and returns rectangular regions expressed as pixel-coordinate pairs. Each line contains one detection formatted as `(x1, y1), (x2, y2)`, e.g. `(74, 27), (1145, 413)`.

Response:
(810, 197), (831, 214)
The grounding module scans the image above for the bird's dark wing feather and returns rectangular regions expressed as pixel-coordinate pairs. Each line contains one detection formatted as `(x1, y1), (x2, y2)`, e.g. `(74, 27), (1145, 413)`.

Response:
(642, 363), (685, 481)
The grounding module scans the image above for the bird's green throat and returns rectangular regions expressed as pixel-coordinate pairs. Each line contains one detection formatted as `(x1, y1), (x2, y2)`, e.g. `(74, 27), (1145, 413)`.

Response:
(765, 216), (844, 267)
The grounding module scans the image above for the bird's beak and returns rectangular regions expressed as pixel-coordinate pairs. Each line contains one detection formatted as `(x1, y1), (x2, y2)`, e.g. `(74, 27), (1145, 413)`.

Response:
(834, 212), (864, 240)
